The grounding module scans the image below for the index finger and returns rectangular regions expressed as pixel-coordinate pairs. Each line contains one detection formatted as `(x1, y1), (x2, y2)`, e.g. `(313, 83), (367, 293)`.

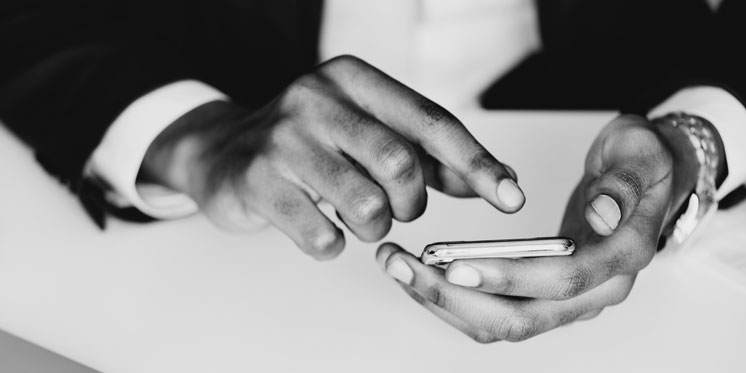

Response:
(319, 55), (525, 213)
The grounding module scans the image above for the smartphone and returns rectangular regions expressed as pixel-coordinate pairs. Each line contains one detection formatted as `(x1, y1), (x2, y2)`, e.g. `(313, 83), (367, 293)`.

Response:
(420, 237), (575, 265)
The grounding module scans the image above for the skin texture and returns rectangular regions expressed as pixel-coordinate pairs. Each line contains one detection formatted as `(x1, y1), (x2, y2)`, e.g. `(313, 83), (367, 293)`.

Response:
(378, 114), (726, 342)
(141, 55), (524, 260)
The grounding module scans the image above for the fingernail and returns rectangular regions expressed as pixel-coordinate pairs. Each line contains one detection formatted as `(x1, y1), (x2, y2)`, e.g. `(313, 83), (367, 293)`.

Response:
(496, 178), (525, 211)
(447, 265), (482, 287)
(386, 257), (414, 285)
(376, 243), (399, 268)
(589, 194), (621, 234)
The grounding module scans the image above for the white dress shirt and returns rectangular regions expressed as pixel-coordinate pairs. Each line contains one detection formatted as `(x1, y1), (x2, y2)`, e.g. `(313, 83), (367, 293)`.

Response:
(86, 0), (746, 219)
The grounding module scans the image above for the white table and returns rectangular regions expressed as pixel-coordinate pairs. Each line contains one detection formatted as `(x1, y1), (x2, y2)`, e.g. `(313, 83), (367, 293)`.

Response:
(1, 112), (745, 373)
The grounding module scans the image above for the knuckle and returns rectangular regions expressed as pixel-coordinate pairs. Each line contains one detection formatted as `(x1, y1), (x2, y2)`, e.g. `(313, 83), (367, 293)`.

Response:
(558, 265), (593, 299)
(316, 157), (349, 188)
(282, 74), (327, 111)
(612, 170), (644, 204)
(604, 254), (628, 277)
(423, 284), (450, 309)
(619, 243), (655, 273)
(623, 124), (661, 146)
(291, 73), (324, 95)
(618, 113), (646, 123)
(618, 124), (674, 176)
(418, 98), (458, 131)
(272, 193), (303, 219)
(328, 54), (364, 67)
(631, 246), (656, 270)
(348, 191), (389, 225)
(557, 309), (589, 326)
(293, 72), (325, 90)
(333, 106), (369, 133)
(500, 314), (538, 343)
(320, 54), (366, 77)
(272, 196), (302, 218)
(494, 274), (516, 294)
(468, 149), (498, 174)
(378, 140), (418, 182)
(473, 265), (514, 294)
(621, 122), (655, 138)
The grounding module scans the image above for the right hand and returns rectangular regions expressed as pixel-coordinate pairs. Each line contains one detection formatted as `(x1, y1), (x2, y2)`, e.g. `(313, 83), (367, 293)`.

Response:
(142, 55), (525, 260)
(373, 115), (692, 343)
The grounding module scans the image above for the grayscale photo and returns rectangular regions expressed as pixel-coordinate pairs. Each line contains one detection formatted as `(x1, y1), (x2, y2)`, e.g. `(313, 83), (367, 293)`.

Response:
(1, 0), (745, 372)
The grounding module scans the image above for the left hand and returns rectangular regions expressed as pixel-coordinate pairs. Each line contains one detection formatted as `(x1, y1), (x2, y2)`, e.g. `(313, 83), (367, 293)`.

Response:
(376, 114), (708, 342)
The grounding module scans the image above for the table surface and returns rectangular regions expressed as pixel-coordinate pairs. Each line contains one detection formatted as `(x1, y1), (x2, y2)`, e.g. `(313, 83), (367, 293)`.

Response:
(1, 112), (745, 373)
(0, 329), (97, 373)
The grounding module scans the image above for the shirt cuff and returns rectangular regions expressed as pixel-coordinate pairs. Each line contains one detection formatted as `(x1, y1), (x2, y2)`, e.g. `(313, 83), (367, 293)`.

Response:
(86, 80), (229, 219)
(648, 86), (746, 200)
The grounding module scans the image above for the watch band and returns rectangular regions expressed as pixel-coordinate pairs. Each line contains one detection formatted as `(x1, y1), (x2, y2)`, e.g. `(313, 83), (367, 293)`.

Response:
(652, 112), (721, 250)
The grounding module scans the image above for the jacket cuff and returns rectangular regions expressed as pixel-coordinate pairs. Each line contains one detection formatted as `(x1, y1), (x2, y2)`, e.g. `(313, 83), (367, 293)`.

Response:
(86, 80), (228, 219)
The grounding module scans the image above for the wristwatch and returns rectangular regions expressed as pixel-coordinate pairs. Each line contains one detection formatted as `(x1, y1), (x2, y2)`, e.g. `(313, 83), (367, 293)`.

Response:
(651, 112), (721, 251)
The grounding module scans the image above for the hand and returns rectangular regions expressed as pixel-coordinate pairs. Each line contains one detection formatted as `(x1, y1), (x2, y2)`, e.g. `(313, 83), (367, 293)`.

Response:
(142, 55), (525, 260)
(376, 114), (717, 342)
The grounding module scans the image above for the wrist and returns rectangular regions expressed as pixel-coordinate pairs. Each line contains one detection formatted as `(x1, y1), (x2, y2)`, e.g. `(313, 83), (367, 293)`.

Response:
(653, 120), (701, 211)
(140, 100), (251, 197)
(651, 112), (726, 247)
(654, 113), (727, 197)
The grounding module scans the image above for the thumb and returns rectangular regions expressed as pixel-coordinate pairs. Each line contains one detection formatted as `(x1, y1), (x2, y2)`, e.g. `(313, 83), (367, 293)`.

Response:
(583, 116), (674, 237)
(584, 169), (639, 236)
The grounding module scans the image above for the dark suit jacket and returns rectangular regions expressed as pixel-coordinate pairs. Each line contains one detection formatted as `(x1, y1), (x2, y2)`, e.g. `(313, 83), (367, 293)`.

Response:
(1, 0), (744, 222)
(482, 0), (746, 114)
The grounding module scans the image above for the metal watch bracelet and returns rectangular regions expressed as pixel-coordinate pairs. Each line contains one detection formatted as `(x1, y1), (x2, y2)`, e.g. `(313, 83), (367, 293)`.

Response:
(651, 112), (721, 250)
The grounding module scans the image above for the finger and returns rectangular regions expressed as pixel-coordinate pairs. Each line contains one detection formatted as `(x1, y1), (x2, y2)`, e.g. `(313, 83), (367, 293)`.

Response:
(576, 308), (604, 321)
(397, 282), (501, 344)
(376, 244), (500, 344)
(233, 163), (345, 261)
(418, 150), (477, 197)
(504, 164), (518, 182)
(583, 115), (673, 236)
(442, 228), (649, 300)
(326, 105), (427, 222)
(421, 158), (517, 197)
(379, 244), (634, 342)
(264, 187), (345, 261)
(287, 139), (393, 242)
(320, 56), (525, 213)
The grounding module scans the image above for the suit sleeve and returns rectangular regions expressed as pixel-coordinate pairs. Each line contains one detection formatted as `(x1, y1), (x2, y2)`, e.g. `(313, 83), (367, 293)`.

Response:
(625, 0), (746, 111)
(0, 0), (193, 189)
(623, 0), (746, 203)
